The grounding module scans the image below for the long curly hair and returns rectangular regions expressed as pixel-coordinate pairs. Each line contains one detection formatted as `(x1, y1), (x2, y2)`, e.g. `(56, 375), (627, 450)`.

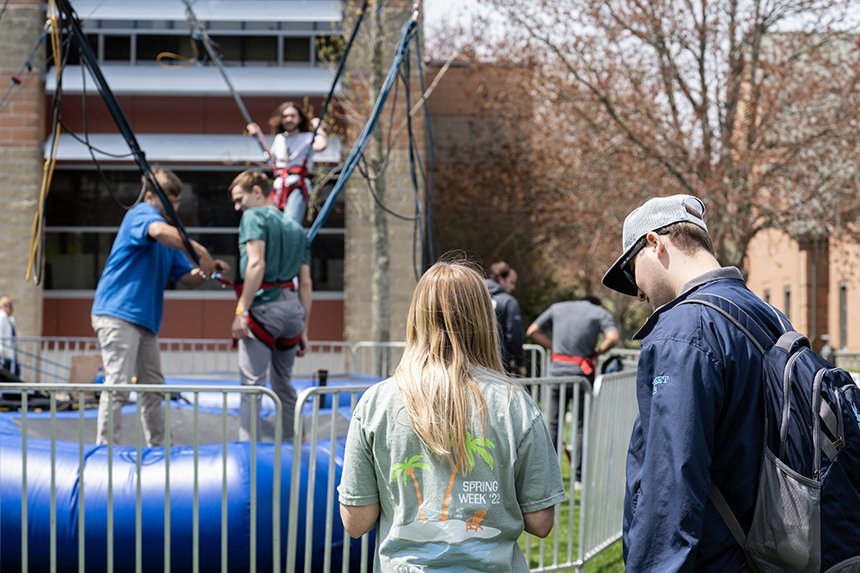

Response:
(267, 101), (310, 134)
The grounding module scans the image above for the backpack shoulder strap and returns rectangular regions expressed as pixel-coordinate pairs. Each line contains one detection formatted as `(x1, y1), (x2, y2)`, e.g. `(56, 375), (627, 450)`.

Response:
(709, 485), (747, 548)
(678, 293), (776, 354)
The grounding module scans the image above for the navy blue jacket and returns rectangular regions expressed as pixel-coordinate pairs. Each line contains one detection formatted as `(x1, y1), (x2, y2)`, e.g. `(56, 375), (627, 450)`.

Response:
(623, 268), (790, 572)
(485, 279), (525, 374)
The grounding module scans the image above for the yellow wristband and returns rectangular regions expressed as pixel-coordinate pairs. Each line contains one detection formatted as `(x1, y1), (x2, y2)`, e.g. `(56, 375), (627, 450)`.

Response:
(235, 307), (248, 316)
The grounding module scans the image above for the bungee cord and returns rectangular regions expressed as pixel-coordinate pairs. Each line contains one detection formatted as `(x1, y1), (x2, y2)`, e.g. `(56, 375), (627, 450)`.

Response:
(307, 1), (438, 276)
(0, 22), (49, 115)
(43, 0), (202, 270)
(14, 0), (439, 283)
(307, 9), (421, 244)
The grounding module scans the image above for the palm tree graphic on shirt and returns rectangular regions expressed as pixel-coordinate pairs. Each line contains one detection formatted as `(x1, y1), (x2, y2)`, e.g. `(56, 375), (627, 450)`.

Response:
(440, 432), (495, 521)
(391, 454), (430, 521)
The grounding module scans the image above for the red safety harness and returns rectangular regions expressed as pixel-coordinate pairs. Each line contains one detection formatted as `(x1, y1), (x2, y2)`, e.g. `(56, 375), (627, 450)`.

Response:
(551, 353), (596, 376)
(217, 275), (303, 351)
(270, 164), (310, 210)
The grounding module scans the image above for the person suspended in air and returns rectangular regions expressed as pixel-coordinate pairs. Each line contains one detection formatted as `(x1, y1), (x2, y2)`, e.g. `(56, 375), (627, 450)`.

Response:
(246, 102), (328, 224)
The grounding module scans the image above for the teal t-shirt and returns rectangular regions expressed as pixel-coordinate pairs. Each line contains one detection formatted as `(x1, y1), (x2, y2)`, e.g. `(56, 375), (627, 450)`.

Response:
(238, 206), (310, 305)
(338, 367), (566, 572)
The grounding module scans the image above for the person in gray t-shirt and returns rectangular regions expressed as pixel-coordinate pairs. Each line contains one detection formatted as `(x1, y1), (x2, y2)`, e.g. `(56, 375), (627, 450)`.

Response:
(527, 296), (620, 450)
(339, 261), (565, 572)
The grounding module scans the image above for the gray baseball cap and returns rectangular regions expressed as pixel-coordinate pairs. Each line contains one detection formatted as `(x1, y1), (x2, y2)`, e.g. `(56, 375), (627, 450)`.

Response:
(602, 194), (708, 296)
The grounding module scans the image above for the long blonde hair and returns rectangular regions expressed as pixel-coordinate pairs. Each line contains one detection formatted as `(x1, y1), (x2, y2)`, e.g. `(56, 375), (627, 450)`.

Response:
(395, 261), (505, 475)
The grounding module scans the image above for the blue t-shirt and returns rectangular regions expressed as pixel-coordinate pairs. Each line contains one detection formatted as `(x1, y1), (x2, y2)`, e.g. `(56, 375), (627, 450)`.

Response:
(91, 203), (193, 334)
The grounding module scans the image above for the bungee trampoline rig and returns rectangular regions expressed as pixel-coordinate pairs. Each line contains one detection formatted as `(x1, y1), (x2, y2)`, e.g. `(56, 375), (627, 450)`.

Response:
(0, 0), (436, 570)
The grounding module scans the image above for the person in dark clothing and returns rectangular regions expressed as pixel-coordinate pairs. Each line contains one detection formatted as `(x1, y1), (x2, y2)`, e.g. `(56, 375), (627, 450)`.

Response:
(484, 261), (525, 376)
(602, 194), (790, 572)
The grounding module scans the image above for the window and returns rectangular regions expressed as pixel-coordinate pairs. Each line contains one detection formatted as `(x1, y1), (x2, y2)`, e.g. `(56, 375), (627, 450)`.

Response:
(840, 281), (848, 349)
(135, 21), (175, 30)
(60, 28), (332, 66)
(784, 286), (791, 322)
(136, 35), (194, 64)
(103, 35), (132, 62)
(45, 169), (344, 293)
(61, 34), (99, 66)
(283, 37), (311, 63)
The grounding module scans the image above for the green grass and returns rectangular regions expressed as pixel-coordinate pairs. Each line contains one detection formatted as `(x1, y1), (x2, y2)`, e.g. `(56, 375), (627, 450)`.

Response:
(518, 457), (624, 572)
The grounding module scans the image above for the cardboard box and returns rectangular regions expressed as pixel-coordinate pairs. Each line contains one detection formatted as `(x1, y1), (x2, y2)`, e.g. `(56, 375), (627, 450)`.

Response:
(68, 354), (103, 401)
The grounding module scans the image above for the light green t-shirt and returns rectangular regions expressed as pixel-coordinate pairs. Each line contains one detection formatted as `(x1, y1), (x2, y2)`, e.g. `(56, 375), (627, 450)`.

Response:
(338, 367), (566, 572)
(238, 206), (310, 306)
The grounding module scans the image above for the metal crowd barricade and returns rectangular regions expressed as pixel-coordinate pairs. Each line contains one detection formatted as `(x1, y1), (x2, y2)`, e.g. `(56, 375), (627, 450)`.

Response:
(607, 347), (640, 363)
(520, 375), (591, 571)
(0, 383), (283, 573)
(349, 341), (406, 377)
(286, 383), (374, 573)
(158, 339), (235, 374)
(150, 339), (353, 377)
(520, 372), (639, 572)
(295, 341), (354, 376)
(522, 343), (549, 378)
(2, 336), (100, 385)
(577, 369), (638, 569)
(0, 337), (357, 383)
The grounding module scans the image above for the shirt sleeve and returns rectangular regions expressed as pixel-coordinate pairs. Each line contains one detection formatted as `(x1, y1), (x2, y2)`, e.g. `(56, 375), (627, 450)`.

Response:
(239, 209), (266, 244)
(127, 205), (162, 246)
(533, 306), (554, 333)
(0, 315), (12, 359)
(599, 308), (619, 335)
(623, 337), (723, 571)
(301, 235), (311, 265)
(338, 406), (379, 507)
(515, 412), (567, 513)
(270, 133), (286, 163)
(168, 247), (194, 283)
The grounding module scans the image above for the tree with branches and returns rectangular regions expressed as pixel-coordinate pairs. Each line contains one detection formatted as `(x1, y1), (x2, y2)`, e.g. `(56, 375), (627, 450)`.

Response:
(434, 0), (859, 283)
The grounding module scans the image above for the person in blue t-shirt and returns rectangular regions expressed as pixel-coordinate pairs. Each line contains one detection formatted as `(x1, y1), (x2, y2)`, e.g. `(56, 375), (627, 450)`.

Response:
(91, 169), (229, 446)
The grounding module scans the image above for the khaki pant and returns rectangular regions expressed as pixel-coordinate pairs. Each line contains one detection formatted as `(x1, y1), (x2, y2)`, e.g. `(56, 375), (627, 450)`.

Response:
(239, 289), (305, 441)
(92, 315), (166, 446)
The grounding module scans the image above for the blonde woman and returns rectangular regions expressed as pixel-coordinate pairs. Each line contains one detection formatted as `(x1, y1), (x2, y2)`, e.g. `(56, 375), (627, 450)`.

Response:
(339, 261), (565, 572)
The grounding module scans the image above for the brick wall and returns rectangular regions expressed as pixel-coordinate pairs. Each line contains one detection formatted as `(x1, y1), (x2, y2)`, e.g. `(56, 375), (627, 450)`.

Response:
(0, 0), (45, 336)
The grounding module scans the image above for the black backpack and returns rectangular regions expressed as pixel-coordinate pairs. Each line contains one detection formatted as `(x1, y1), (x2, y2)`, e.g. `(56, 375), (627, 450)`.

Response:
(681, 293), (860, 573)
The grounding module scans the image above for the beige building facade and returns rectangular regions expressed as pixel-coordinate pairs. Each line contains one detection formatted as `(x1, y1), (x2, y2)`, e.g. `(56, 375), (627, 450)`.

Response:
(0, 0), (45, 337)
(746, 229), (860, 360)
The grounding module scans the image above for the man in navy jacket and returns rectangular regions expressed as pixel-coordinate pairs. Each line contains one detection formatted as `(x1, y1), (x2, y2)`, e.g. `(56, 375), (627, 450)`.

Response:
(602, 195), (788, 571)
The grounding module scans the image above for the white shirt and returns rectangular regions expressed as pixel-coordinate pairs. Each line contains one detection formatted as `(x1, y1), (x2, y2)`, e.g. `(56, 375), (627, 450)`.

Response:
(0, 310), (17, 361)
(270, 132), (315, 170)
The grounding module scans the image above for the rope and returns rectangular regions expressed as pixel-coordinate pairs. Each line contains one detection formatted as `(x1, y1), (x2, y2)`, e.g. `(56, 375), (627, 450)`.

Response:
(155, 51), (195, 69)
(307, 14), (420, 244)
(26, 6), (64, 283)
(80, 61), (143, 210)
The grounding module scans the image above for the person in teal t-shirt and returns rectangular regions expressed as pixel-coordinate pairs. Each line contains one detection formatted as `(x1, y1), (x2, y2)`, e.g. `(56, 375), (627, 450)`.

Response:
(91, 169), (228, 446)
(339, 261), (565, 572)
(228, 169), (312, 441)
